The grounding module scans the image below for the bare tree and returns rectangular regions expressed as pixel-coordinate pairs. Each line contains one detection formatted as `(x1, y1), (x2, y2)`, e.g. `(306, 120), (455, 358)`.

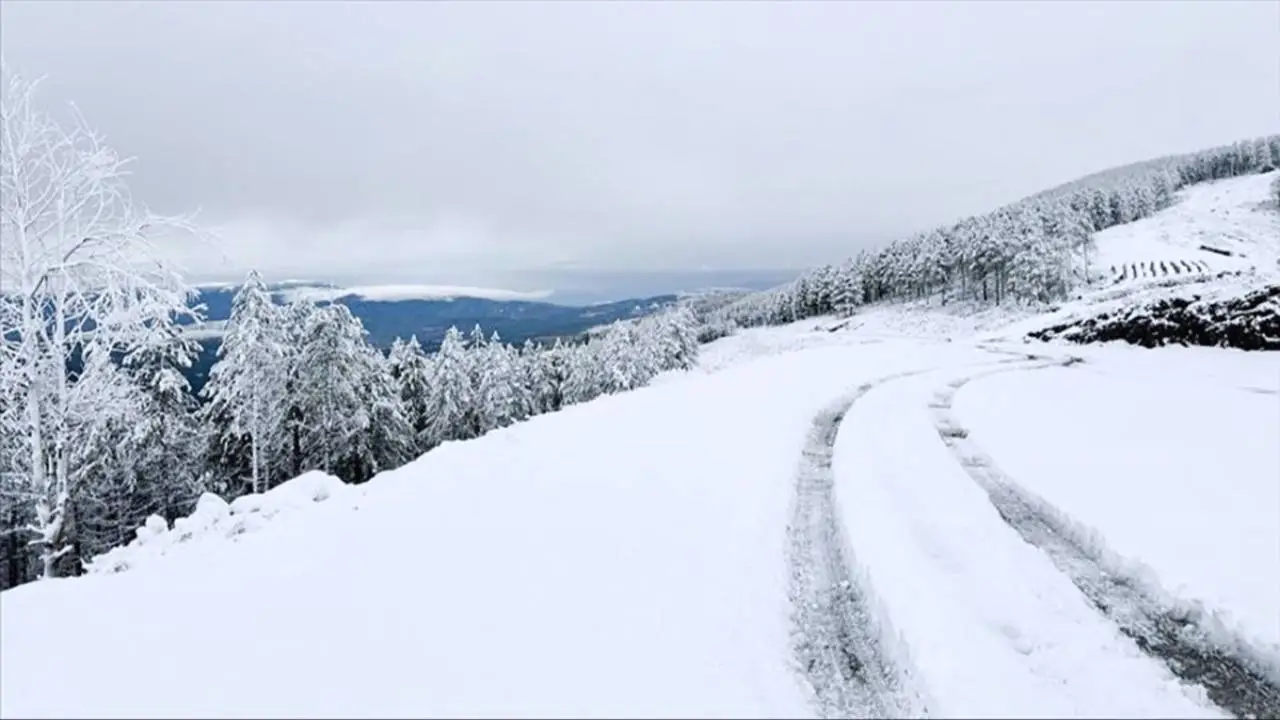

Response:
(0, 65), (204, 578)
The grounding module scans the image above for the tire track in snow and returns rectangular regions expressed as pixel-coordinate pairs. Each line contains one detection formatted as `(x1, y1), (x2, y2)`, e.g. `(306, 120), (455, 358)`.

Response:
(787, 368), (937, 719)
(930, 357), (1280, 720)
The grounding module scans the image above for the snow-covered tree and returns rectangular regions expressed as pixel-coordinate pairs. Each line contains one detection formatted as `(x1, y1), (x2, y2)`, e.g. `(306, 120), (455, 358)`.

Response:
(0, 65), (204, 578)
(387, 335), (434, 452)
(516, 339), (555, 416)
(473, 332), (519, 434)
(200, 271), (287, 495)
(597, 322), (654, 394)
(561, 341), (605, 405)
(278, 299), (317, 479)
(342, 329), (413, 483)
(424, 326), (473, 447)
(291, 303), (374, 476)
(112, 330), (206, 521)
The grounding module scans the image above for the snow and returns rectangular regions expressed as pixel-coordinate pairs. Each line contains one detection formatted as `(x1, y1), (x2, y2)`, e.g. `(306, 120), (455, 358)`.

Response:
(278, 283), (555, 304)
(2, 345), (887, 719)
(9, 316), (1269, 717)
(84, 471), (357, 577)
(829, 345), (1219, 718)
(951, 345), (1280, 652)
(1092, 171), (1280, 284)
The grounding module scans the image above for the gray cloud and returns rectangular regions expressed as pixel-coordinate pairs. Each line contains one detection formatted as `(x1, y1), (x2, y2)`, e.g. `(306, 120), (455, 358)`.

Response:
(3, 0), (1277, 289)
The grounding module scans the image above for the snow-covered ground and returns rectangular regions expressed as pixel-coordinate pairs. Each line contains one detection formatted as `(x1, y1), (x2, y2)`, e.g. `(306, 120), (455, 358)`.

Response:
(3, 173), (1278, 719)
(952, 345), (1280, 651)
(1093, 171), (1280, 284)
(0, 342), (887, 719)
(832, 351), (1227, 718)
(5, 319), (1276, 717)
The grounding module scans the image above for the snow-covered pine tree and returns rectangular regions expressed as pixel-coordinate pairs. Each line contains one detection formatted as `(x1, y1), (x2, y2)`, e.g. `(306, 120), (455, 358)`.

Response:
(278, 299), (316, 479)
(118, 330), (207, 522)
(671, 304), (703, 371)
(561, 340), (605, 405)
(830, 258), (862, 316)
(645, 306), (700, 372)
(515, 339), (545, 417)
(538, 339), (569, 413)
(387, 335), (434, 453)
(290, 303), (373, 477)
(473, 331), (519, 434)
(62, 352), (147, 571)
(343, 330), (414, 483)
(200, 271), (288, 495)
(597, 322), (649, 394)
(424, 326), (474, 447)
(518, 339), (556, 416)
(503, 340), (534, 423)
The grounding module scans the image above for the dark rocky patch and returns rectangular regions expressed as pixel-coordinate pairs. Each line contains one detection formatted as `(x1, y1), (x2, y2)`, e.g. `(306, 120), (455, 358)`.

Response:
(1029, 281), (1279, 351)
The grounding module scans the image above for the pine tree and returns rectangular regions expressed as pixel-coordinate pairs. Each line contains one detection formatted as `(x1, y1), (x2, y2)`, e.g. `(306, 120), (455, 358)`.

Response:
(278, 300), (316, 479)
(291, 303), (373, 477)
(120, 331), (206, 521)
(561, 341), (605, 405)
(344, 338), (414, 483)
(200, 271), (289, 495)
(473, 331), (519, 434)
(388, 335), (434, 453)
(424, 326), (474, 446)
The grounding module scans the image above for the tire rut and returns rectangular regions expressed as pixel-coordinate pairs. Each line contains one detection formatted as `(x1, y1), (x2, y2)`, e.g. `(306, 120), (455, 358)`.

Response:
(787, 368), (934, 719)
(931, 357), (1280, 720)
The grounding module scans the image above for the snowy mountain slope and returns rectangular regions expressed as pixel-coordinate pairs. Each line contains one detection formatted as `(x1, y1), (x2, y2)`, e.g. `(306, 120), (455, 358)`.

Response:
(1093, 171), (1280, 284)
(0, 344), (888, 719)
(5, 172), (1280, 719)
(5, 316), (1277, 717)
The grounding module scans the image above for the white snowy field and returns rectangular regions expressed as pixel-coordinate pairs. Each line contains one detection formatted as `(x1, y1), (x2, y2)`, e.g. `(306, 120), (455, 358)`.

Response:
(1, 342), (890, 720)
(952, 345), (1280, 651)
(1093, 171), (1280, 283)
(5, 320), (1275, 718)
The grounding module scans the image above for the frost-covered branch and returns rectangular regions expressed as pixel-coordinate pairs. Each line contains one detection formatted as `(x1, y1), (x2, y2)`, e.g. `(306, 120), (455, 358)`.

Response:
(1, 63), (207, 579)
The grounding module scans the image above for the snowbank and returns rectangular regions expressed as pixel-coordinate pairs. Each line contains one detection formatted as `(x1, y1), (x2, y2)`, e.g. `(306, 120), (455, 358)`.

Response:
(84, 471), (355, 577)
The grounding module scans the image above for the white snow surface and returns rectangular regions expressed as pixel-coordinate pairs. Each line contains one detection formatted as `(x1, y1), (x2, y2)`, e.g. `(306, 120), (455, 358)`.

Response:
(1092, 171), (1280, 283)
(833, 349), (1222, 718)
(7, 321), (1270, 718)
(952, 345), (1280, 651)
(83, 471), (357, 577)
(2, 344), (880, 719)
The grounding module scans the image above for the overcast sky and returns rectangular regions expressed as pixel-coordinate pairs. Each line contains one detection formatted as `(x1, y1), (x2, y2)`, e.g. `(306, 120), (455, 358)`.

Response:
(2, 1), (1277, 291)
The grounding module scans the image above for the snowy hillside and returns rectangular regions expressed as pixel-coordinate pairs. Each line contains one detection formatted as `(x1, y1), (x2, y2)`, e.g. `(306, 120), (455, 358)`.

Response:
(5, 149), (1279, 717)
(5, 310), (1278, 718)
(1093, 171), (1280, 285)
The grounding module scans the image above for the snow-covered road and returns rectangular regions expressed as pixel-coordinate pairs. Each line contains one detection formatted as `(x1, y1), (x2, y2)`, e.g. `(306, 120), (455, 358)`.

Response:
(3, 323), (1278, 719)
(835, 343), (1280, 717)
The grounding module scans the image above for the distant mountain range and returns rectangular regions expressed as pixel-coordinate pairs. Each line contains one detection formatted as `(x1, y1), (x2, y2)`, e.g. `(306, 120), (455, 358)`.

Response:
(181, 282), (681, 394)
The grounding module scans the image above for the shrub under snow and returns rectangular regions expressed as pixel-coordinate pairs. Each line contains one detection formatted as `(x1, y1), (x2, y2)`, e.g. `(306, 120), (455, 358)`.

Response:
(84, 471), (351, 575)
